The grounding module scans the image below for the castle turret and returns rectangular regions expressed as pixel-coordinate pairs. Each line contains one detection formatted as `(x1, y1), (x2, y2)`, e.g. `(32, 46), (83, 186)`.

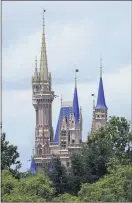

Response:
(73, 69), (79, 123)
(92, 57), (108, 133)
(70, 68), (82, 144)
(32, 10), (54, 171)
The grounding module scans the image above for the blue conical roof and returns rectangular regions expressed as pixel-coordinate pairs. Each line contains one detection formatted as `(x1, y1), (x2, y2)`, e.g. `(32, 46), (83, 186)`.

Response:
(96, 77), (107, 109)
(73, 87), (79, 123)
(30, 157), (36, 175)
(54, 106), (73, 143)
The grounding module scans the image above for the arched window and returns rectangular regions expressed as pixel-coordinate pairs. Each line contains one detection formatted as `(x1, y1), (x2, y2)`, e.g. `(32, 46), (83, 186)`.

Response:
(39, 148), (42, 156)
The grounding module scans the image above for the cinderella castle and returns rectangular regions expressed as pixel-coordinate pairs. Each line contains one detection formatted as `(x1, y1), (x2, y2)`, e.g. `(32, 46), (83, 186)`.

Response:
(30, 11), (108, 173)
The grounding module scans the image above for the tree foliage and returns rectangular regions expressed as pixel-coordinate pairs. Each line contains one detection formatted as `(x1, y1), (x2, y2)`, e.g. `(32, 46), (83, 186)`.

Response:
(79, 159), (132, 202)
(2, 170), (55, 202)
(1, 133), (21, 179)
(53, 193), (80, 202)
(2, 116), (132, 202)
(87, 116), (132, 164)
(67, 116), (132, 195)
(47, 157), (69, 195)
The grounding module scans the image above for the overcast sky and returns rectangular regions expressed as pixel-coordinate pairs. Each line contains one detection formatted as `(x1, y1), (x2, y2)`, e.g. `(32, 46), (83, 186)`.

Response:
(2, 1), (131, 171)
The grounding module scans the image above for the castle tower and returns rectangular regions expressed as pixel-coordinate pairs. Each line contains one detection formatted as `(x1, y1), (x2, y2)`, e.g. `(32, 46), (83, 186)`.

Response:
(32, 10), (54, 164)
(71, 69), (82, 144)
(92, 57), (107, 133)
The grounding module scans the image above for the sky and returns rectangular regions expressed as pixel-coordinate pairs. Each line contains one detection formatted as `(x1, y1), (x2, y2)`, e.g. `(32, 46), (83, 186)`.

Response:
(2, 1), (131, 172)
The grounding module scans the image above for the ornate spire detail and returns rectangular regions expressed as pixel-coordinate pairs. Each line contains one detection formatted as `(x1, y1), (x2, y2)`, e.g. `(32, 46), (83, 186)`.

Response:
(91, 93), (95, 110)
(60, 94), (63, 108)
(96, 57), (107, 110)
(35, 56), (38, 74)
(40, 9), (48, 81)
(32, 147), (35, 157)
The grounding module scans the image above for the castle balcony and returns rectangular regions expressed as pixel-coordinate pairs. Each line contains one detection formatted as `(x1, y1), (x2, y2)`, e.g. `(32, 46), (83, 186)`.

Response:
(59, 154), (69, 159)
(68, 144), (81, 148)
(50, 142), (59, 146)
(34, 154), (52, 160)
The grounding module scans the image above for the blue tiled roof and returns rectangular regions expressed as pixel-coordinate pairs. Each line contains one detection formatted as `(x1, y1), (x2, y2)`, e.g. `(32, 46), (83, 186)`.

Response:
(96, 77), (107, 109)
(30, 157), (36, 175)
(54, 106), (72, 143)
(73, 87), (79, 123)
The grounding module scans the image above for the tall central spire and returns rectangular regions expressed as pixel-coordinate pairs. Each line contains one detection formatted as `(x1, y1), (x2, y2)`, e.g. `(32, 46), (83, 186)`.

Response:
(40, 9), (48, 81)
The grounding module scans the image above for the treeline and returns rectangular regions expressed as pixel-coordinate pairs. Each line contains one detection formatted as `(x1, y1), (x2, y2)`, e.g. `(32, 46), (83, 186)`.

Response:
(1, 116), (132, 202)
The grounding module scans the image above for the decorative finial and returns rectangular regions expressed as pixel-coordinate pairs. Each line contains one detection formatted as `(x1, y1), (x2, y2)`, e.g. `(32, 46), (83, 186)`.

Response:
(32, 148), (34, 157)
(35, 56), (37, 71)
(100, 54), (102, 78)
(91, 93), (95, 109)
(43, 9), (46, 35)
(74, 65), (79, 88)
(60, 94), (63, 107)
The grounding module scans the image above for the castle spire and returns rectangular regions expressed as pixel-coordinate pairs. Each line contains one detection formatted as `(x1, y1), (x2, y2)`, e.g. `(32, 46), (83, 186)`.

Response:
(73, 68), (79, 123)
(40, 9), (48, 81)
(96, 57), (107, 109)
(35, 56), (37, 74)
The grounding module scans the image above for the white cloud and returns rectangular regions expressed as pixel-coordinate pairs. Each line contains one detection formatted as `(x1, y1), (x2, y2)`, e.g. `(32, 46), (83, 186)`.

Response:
(3, 17), (97, 84)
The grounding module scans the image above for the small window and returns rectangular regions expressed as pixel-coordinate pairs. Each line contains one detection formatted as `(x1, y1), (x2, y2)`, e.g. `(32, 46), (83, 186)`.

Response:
(97, 115), (99, 118)
(39, 148), (42, 156)
(72, 140), (75, 144)
(61, 145), (66, 149)
(67, 162), (70, 167)
(102, 115), (104, 118)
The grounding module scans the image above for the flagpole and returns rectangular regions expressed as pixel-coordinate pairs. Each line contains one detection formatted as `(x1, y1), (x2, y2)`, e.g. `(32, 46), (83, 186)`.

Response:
(74, 65), (77, 87)
(60, 94), (63, 107)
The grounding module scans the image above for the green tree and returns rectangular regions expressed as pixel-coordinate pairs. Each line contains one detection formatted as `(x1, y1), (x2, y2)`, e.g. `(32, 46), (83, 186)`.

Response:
(47, 157), (68, 195)
(88, 116), (132, 164)
(2, 170), (55, 202)
(1, 133), (21, 179)
(68, 116), (132, 195)
(53, 193), (80, 202)
(79, 159), (132, 202)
